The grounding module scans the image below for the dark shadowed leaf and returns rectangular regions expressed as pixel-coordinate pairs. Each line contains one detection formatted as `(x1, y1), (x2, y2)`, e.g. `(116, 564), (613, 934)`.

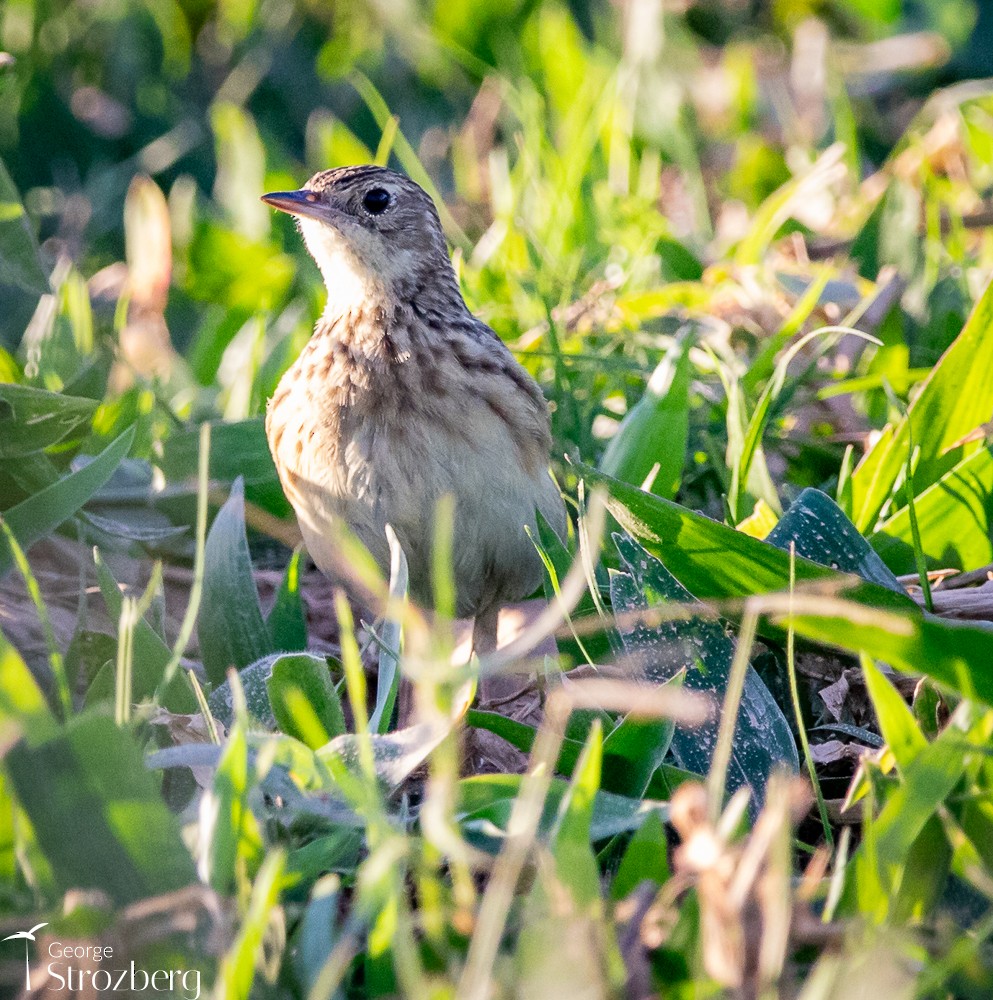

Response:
(611, 533), (797, 806)
(601, 711), (675, 799)
(767, 488), (904, 593)
(611, 810), (670, 901)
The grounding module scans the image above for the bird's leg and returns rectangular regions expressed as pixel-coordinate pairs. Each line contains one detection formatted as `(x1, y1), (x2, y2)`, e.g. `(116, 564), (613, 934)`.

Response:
(471, 602), (500, 657)
(473, 602), (534, 708)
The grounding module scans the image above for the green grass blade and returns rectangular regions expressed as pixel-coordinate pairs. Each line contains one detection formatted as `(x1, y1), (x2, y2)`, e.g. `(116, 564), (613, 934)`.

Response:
(850, 274), (993, 531)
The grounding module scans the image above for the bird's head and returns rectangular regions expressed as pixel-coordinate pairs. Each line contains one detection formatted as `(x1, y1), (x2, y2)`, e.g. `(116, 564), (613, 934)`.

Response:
(262, 166), (457, 316)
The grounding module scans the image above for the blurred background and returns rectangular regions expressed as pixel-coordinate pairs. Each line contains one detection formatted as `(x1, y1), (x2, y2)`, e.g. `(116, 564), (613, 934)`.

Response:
(2, 0), (988, 266)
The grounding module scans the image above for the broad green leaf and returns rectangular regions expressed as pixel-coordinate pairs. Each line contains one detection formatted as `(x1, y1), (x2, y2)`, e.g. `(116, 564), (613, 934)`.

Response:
(292, 875), (344, 994)
(850, 275), (993, 532)
(158, 417), (289, 515)
(208, 652), (304, 729)
(159, 417), (277, 486)
(582, 466), (918, 615)
(3, 451), (59, 499)
(5, 712), (197, 906)
(779, 597), (993, 707)
(267, 652), (347, 749)
(767, 488), (904, 593)
(254, 734), (338, 794)
(64, 630), (117, 712)
(598, 336), (691, 499)
(0, 155), (49, 295)
(870, 446), (993, 573)
(611, 534), (798, 805)
(0, 426), (135, 578)
(62, 350), (112, 401)
(952, 773), (993, 876)
(0, 384), (98, 458)
(890, 815), (950, 924)
(645, 762), (699, 800)
(286, 833), (359, 892)
(199, 477), (273, 686)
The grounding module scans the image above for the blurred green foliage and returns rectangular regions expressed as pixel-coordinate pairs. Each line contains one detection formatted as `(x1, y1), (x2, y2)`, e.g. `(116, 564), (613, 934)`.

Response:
(4, 0), (993, 996)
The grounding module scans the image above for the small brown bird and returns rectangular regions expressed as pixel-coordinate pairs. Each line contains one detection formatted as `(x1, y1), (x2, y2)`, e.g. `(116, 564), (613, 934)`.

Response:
(262, 166), (566, 651)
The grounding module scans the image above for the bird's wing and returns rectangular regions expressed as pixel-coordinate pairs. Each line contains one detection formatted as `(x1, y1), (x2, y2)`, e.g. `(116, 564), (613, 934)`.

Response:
(1, 933), (24, 941)
(29, 923), (48, 935)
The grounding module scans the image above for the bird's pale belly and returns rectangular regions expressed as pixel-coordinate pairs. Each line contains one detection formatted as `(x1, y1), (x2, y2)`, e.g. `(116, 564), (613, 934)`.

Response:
(269, 387), (564, 617)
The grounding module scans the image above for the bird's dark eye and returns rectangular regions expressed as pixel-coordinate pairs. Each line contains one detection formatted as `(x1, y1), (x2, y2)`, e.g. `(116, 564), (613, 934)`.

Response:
(362, 188), (391, 215)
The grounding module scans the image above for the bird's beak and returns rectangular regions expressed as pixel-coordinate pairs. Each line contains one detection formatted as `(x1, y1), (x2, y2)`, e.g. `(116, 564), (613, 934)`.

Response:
(260, 189), (328, 222)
